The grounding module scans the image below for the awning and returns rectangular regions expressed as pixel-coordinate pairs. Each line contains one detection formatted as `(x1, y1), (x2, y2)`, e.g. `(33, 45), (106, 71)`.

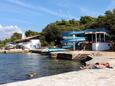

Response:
(84, 28), (109, 34)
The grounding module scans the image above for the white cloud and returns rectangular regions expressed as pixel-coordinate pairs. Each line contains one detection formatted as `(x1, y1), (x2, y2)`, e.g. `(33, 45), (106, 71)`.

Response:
(0, 24), (23, 40)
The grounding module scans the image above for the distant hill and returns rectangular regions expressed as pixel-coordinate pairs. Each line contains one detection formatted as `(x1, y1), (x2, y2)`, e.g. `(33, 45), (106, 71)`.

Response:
(41, 9), (115, 46)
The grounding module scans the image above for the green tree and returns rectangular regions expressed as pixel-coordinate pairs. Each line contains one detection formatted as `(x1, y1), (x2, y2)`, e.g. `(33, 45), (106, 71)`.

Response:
(43, 25), (61, 44)
(11, 32), (22, 41)
(25, 30), (39, 37)
(42, 19), (83, 45)
(0, 38), (13, 47)
(80, 16), (96, 24)
(96, 10), (115, 34)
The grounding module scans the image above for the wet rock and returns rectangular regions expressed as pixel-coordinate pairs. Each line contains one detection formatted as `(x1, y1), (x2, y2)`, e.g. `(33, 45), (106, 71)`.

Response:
(26, 72), (38, 79)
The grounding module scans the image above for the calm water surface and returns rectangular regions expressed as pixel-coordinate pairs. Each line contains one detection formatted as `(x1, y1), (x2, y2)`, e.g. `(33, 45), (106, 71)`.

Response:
(0, 53), (81, 84)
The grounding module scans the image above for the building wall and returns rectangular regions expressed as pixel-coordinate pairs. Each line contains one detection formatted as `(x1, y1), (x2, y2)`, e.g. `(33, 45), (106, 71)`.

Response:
(23, 39), (41, 50)
(30, 39), (41, 49)
(92, 42), (111, 51)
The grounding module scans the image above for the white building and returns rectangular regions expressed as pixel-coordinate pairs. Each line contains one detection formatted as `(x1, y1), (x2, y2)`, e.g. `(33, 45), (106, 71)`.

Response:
(15, 35), (41, 50)
(84, 28), (112, 51)
(61, 28), (112, 51)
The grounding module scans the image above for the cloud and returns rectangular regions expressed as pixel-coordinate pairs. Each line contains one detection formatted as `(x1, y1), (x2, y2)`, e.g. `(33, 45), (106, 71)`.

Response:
(0, 24), (23, 40)
(5, 0), (76, 19)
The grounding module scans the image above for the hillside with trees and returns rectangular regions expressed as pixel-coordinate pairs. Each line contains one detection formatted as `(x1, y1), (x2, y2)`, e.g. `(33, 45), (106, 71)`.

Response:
(0, 9), (115, 47)
(41, 9), (115, 46)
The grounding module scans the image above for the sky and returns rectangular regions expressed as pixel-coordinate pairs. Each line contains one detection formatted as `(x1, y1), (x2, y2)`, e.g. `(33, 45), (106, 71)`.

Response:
(0, 0), (115, 40)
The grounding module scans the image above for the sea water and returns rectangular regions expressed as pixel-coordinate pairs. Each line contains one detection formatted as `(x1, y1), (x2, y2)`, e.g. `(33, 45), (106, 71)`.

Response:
(0, 53), (81, 84)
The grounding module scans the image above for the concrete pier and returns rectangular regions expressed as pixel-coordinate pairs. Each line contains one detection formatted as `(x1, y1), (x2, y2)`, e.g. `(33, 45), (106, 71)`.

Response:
(31, 49), (92, 62)
(31, 49), (93, 60)
(49, 51), (92, 62)
(31, 49), (115, 63)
